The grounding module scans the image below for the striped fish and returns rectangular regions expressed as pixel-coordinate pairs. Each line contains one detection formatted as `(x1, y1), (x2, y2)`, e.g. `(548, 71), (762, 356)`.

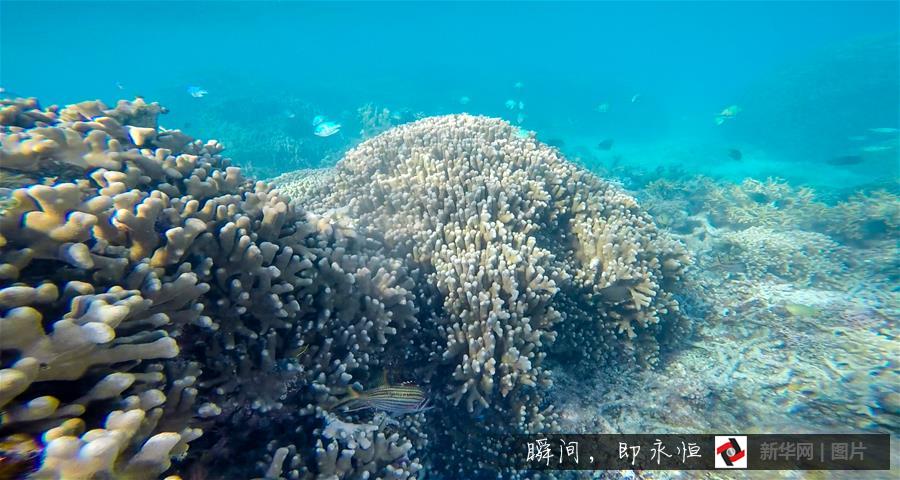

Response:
(332, 383), (432, 416)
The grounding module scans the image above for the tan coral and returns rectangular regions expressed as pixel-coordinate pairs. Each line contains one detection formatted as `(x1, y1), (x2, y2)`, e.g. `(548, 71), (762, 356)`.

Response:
(289, 114), (691, 416)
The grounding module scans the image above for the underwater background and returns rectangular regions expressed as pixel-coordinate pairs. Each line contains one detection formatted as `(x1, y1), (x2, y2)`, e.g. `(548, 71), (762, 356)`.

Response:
(0, 1), (898, 479)
(4, 1), (899, 187)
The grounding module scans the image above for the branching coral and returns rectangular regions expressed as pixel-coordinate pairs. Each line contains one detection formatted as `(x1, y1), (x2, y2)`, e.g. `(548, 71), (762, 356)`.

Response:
(268, 168), (336, 207)
(648, 176), (900, 246)
(288, 115), (692, 438)
(826, 190), (900, 244)
(358, 103), (396, 138)
(0, 97), (418, 479)
(2, 100), (693, 479)
(715, 227), (849, 285)
(703, 177), (827, 229)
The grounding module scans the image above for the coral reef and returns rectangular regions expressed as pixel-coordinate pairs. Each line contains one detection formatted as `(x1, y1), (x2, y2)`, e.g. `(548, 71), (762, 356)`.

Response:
(1, 99), (691, 478)
(267, 168), (336, 207)
(644, 176), (900, 247)
(278, 114), (692, 475)
(703, 177), (826, 230)
(357, 103), (396, 138)
(187, 95), (344, 179)
(642, 175), (898, 295)
(295, 114), (691, 405)
(556, 278), (899, 438)
(4, 93), (892, 480)
(357, 103), (421, 139)
(715, 226), (848, 285)
(617, 171), (900, 464)
(827, 190), (900, 244)
(0, 97), (418, 479)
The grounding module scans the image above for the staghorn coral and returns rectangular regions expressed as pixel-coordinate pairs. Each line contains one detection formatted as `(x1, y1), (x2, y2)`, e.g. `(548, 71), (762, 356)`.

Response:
(356, 103), (421, 140)
(714, 227), (849, 285)
(644, 175), (900, 247)
(313, 412), (423, 480)
(703, 177), (827, 230)
(358, 103), (396, 138)
(826, 189), (900, 244)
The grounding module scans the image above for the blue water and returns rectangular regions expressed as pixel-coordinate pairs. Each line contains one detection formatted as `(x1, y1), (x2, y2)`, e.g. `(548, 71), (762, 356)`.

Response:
(3, 1), (898, 188)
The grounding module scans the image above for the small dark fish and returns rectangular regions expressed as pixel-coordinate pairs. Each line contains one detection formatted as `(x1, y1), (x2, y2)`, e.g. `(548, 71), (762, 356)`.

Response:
(827, 155), (864, 166)
(727, 148), (742, 161)
(597, 139), (614, 150)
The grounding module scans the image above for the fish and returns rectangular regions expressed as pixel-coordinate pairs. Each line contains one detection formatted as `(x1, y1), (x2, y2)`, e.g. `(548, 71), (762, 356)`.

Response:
(289, 344), (309, 357)
(115, 82), (124, 90)
(459, 96), (470, 105)
(868, 127), (898, 134)
(311, 115), (326, 126)
(826, 155), (864, 165)
(784, 303), (820, 318)
(631, 94), (640, 103)
(314, 121), (341, 137)
(514, 81), (524, 89)
(714, 104), (741, 125)
(719, 262), (747, 274)
(186, 86), (208, 98)
(504, 99), (516, 110)
(719, 105), (741, 117)
(514, 127), (531, 139)
(597, 139), (614, 150)
(284, 110), (296, 119)
(727, 148), (742, 161)
(516, 113), (526, 124)
(596, 102), (610, 113)
(331, 383), (432, 416)
(518, 101), (525, 110)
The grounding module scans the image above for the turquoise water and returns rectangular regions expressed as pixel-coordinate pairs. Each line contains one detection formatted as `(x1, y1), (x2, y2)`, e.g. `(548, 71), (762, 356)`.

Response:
(1, 2), (898, 480)
(3, 1), (898, 187)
